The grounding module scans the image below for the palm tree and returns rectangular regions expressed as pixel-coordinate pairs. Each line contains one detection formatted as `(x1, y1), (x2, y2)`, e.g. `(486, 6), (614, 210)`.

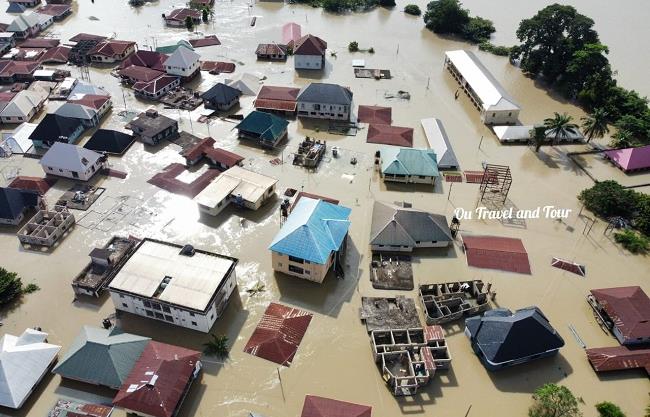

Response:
(543, 112), (579, 145)
(610, 129), (632, 148)
(203, 333), (229, 358)
(529, 125), (547, 152)
(581, 108), (609, 143)
(184, 15), (194, 32)
(201, 6), (214, 23)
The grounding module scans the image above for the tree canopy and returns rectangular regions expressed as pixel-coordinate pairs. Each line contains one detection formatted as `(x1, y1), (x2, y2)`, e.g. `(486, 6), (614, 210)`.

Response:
(423, 0), (494, 42)
(528, 384), (581, 417)
(0, 267), (24, 306)
(596, 402), (626, 417)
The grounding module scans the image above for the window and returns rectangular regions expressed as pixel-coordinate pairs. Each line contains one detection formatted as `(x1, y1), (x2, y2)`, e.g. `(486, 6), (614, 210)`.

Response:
(189, 312), (195, 317)
(119, 294), (124, 298)
(162, 305), (171, 313)
(508, 112), (512, 117)
(122, 303), (128, 308)
(146, 310), (153, 317)
(164, 315), (173, 322)
(419, 176), (427, 179)
(143, 300), (151, 308)
(155, 312), (164, 319)
(277, 262), (282, 267)
(191, 321), (197, 326)
(72, 171), (79, 178)
(151, 303), (162, 311)
(288, 265), (304, 274)
(492, 113), (496, 117)
(289, 256), (304, 264)
(210, 314), (214, 320)
(305, 270), (310, 275)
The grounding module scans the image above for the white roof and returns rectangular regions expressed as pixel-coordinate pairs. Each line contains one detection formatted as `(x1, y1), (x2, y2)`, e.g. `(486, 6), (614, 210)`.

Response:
(108, 240), (236, 311)
(1, 122), (37, 153)
(54, 102), (97, 120)
(0, 329), (61, 409)
(7, 13), (40, 32)
(33, 69), (56, 78)
(493, 125), (584, 142)
(225, 73), (260, 96)
(164, 46), (200, 68)
(35, 12), (53, 25)
(445, 50), (520, 112)
(195, 166), (277, 208)
(39, 142), (103, 172)
(351, 59), (365, 67)
(420, 117), (459, 168)
(0, 90), (47, 118)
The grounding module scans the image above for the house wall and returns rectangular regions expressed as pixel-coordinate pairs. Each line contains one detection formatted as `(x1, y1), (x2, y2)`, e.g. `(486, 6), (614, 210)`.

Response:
(271, 251), (334, 283)
(32, 124), (85, 148)
(132, 122), (179, 145)
(1, 107), (38, 123)
(0, 211), (24, 226)
(135, 78), (180, 100)
(294, 54), (324, 70)
(371, 241), (449, 252)
(382, 173), (436, 185)
(205, 96), (239, 112)
(37, 16), (54, 30)
(614, 326), (650, 346)
(297, 100), (349, 121)
(165, 58), (200, 78)
(42, 158), (102, 181)
(481, 109), (519, 126)
(89, 44), (136, 64)
(109, 269), (238, 333)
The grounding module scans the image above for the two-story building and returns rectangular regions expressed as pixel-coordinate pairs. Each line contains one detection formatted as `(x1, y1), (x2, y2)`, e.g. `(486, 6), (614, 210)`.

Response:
(128, 108), (179, 145)
(163, 46), (200, 80)
(39, 142), (105, 181)
(107, 238), (239, 333)
(88, 40), (136, 64)
(296, 83), (352, 121)
(292, 34), (326, 70)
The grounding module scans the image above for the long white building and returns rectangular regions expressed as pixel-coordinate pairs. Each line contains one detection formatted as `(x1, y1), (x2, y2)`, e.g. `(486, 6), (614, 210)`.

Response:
(444, 50), (520, 125)
(107, 239), (238, 333)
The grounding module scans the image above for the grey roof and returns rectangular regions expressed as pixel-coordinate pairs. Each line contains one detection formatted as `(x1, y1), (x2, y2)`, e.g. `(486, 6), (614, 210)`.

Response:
(201, 82), (241, 104)
(297, 83), (352, 105)
(0, 187), (39, 221)
(465, 307), (565, 365)
(370, 201), (452, 247)
(39, 142), (103, 172)
(52, 326), (151, 389)
(421, 118), (459, 169)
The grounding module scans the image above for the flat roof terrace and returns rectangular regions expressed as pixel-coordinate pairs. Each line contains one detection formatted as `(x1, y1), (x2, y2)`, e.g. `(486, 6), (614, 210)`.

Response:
(108, 239), (238, 312)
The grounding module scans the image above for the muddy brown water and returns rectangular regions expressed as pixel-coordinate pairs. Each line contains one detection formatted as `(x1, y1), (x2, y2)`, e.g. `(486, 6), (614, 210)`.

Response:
(1, 0), (649, 416)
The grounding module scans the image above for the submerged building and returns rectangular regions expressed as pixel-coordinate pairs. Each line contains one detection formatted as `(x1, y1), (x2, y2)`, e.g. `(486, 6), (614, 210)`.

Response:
(107, 238), (238, 333)
(444, 50), (520, 125)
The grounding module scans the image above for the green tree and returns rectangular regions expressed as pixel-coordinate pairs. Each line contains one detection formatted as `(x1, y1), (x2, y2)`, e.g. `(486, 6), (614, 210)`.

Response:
(423, 0), (469, 34)
(544, 112), (579, 144)
(563, 43), (611, 98)
(512, 4), (599, 83)
(203, 333), (229, 358)
(185, 15), (194, 31)
(348, 41), (359, 52)
(528, 384), (581, 417)
(379, 0), (395, 7)
(595, 401), (626, 417)
(610, 129), (633, 148)
(461, 16), (495, 43)
(581, 108), (609, 142)
(614, 230), (649, 254)
(578, 180), (639, 219)
(529, 125), (547, 152)
(633, 195), (650, 236)
(0, 267), (23, 306)
(404, 4), (421, 15)
(201, 8), (209, 23)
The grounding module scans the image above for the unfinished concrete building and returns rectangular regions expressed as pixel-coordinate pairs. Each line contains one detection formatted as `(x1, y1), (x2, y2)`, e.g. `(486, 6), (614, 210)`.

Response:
(419, 280), (493, 325)
(371, 326), (451, 396)
(17, 205), (75, 247)
(293, 138), (326, 169)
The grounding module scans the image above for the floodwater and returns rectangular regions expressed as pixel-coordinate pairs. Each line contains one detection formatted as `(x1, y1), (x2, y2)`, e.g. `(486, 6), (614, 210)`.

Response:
(1, 1), (650, 417)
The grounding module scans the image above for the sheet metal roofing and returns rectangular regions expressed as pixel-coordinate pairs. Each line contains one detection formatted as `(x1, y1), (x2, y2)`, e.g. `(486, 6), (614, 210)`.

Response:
(108, 239), (236, 312)
(445, 50), (520, 112)
(493, 125), (584, 142)
(269, 197), (351, 264)
(380, 147), (438, 177)
(244, 302), (313, 367)
(586, 346), (650, 375)
(194, 165), (277, 208)
(84, 129), (135, 155)
(298, 83), (352, 105)
(113, 341), (201, 417)
(39, 142), (103, 172)
(7, 176), (54, 194)
(590, 286), (650, 342)
(0, 329), (60, 409)
(605, 145), (650, 172)
(357, 105), (392, 125)
(236, 111), (288, 143)
(201, 82), (241, 104)
(301, 395), (372, 417)
(462, 235), (531, 274)
(53, 326), (150, 389)
(370, 201), (452, 247)
(367, 124), (414, 147)
(421, 118), (459, 169)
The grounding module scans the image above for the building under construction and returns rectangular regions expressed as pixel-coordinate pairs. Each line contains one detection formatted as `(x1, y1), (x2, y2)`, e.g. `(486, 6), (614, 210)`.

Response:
(419, 280), (494, 325)
(293, 138), (326, 169)
(17, 205), (75, 247)
(478, 163), (512, 207)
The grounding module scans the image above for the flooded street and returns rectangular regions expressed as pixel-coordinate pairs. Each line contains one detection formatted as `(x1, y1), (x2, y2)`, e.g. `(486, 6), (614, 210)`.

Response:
(1, 0), (650, 416)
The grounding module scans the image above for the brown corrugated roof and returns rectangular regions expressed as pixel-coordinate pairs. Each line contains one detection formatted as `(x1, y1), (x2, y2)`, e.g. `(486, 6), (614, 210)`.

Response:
(113, 341), (201, 417)
(590, 286), (650, 342)
(586, 346), (650, 375)
(254, 98), (297, 112)
(68, 94), (111, 110)
(89, 40), (135, 57)
(367, 124), (413, 147)
(205, 147), (244, 168)
(40, 46), (71, 63)
(462, 235), (531, 274)
(119, 65), (165, 82)
(8, 176), (55, 194)
(293, 34), (327, 56)
(551, 257), (585, 276)
(301, 395), (372, 417)
(255, 43), (287, 56)
(244, 302), (313, 367)
(358, 105), (392, 125)
(189, 35), (221, 48)
(200, 61), (236, 73)
(257, 86), (300, 101)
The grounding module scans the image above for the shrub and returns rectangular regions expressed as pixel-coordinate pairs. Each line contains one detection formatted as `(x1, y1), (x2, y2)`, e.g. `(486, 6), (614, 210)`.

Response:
(578, 180), (639, 219)
(595, 402), (626, 417)
(379, 0), (395, 6)
(529, 384), (581, 417)
(614, 230), (649, 254)
(462, 16), (495, 43)
(404, 4), (421, 15)
(348, 41), (359, 52)
(368, 47), (375, 53)
(23, 283), (40, 294)
(479, 41), (511, 56)
(0, 267), (23, 306)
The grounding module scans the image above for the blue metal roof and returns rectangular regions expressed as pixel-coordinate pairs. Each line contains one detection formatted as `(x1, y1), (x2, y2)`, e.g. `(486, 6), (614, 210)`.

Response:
(269, 197), (351, 264)
(380, 147), (439, 177)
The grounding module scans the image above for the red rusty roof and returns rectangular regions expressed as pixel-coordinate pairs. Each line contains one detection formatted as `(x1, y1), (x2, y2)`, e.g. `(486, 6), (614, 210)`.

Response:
(257, 86), (300, 102)
(255, 43), (287, 56)
(293, 34), (327, 56)
(551, 257), (585, 276)
(590, 286), (650, 342)
(358, 105), (392, 125)
(35, 3), (71, 17)
(89, 40), (136, 57)
(133, 75), (178, 95)
(366, 124), (413, 147)
(8, 176), (56, 194)
(200, 61), (236, 73)
(189, 35), (221, 48)
(166, 8), (201, 22)
(119, 50), (168, 71)
(462, 235), (531, 275)
(586, 346), (650, 375)
(424, 325), (445, 342)
(19, 38), (60, 48)
(181, 137), (216, 162)
(119, 65), (165, 82)
(205, 147), (244, 168)
(40, 46), (71, 64)
(301, 395), (372, 417)
(68, 94), (111, 110)
(69, 33), (108, 43)
(244, 302), (313, 367)
(113, 341), (201, 417)
(147, 163), (220, 198)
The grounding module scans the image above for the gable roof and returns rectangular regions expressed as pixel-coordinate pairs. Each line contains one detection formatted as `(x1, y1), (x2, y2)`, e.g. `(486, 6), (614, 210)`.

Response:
(88, 40), (135, 57)
(256, 43), (287, 56)
(586, 346), (650, 375)
(293, 34), (327, 56)
(421, 118), (459, 169)
(69, 33), (107, 43)
(368, 124), (414, 147)
(236, 111), (288, 144)
(39, 45), (71, 63)
(590, 286), (650, 342)
(0, 329), (61, 409)
(7, 176), (54, 194)
(604, 145), (650, 172)
(53, 326), (151, 389)
(119, 50), (168, 71)
(166, 8), (201, 22)
(68, 94), (111, 110)
(164, 44), (200, 67)
(0, 89), (46, 118)
(39, 142), (103, 172)
(112, 341), (201, 417)
(380, 147), (438, 177)
(0, 60), (39, 78)
(298, 83), (352, 105)
(0, 186), (40, 221)
(282, 22), (302, 44)
(301, 395), (372, 417)
(465, 307), (564, 366)
(226, 73), (260, 96)
(84, 129), (135, 155)
(201, 82), (241, 104)
(54, 102), (97, 120)
(132, 75), (178, 95)
(269, 197), (351, 264)
(7, 13), (40, 32)
(370, 201), (452, 247)
(119, 65), (165, 82)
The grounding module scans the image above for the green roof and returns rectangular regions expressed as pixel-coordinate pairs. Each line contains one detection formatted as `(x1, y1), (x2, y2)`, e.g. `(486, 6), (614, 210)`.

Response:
(53, 326), (151, 389)
(381, 147), (439, 177)
(236, 111), (289, 145)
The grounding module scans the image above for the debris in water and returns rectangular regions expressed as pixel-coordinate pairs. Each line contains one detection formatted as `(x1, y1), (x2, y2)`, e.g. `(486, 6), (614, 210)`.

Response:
(88, 16), (99, 21)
